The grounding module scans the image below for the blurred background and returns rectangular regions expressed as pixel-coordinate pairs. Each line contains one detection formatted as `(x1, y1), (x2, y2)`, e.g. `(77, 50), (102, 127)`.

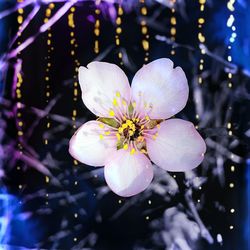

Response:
(0, 0), (249, 249)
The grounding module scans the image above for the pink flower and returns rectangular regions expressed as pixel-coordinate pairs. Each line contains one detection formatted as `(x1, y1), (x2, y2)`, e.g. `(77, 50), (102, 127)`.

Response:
(69, 58), (206, 197)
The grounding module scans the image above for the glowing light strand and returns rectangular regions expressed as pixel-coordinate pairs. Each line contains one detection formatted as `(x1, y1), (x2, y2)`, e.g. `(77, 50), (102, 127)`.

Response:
(43, 2), (55, 205)
(140, 0), (149, 63)
(68, 6), (80, 168)
(94, 0), (101, 54)
(197, 0), (206, 85)
(68, 7), (80, 239)
(226, 0), (236, 231)
(16, 0), (24, 175)
(194, 0), (207, 132)
(170, 0), (177, 56)
(115, 3), (124, 65)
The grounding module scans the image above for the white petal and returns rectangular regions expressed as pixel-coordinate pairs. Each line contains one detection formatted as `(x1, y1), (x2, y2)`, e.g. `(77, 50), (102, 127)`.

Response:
(69, 121), (117, 166)
(131, 58), (189, 119)
(146, 119), (206, 172)
(104, 149), (153, 197)
(79, 62), (130, 117)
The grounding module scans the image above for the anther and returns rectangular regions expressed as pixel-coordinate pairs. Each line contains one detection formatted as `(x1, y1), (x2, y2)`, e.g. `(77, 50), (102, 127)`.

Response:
(116, 133), (121, 140)
(130, 148), (136, 155)
(122, 123), (128, 129)
(122, 99), (127, 106)
(109, 109), (115, 116)
(113, 98), (118, 106)
(99, 123), (104, 128)
(129, 130), (134, 136)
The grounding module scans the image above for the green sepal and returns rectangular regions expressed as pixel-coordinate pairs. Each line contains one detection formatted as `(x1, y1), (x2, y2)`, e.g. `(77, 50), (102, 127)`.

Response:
(128, 103), (134, 117)
(145, 119), (163, 129)
(97, 117), (120, 128)
(116, 140), (124, 150)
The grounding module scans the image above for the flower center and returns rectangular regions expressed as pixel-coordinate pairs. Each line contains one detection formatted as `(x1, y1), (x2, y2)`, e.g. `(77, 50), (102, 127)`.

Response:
(115, 117), (147, 154)
(97, 99), (162, 155)
(117, 119), (141, 140)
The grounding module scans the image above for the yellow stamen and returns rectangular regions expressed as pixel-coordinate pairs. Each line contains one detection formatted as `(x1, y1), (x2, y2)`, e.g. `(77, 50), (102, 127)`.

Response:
(145, 116), (150, 121)
(157, 124), (161, 129)
(113, 98), (118, 106)
(140, 149), (147, 154)
(152, 133), (158, 140)
(132, 101), (136, 108)
(123, 143), (128, 150)
(99, 123), (104, 128)
(109, 109), (115, 116)
(118, 127), (123, 133)
(116, 91), (121, 97)
(122, 123), (128, 129)
(130, 148), (136, 155)
(116, 133), (121, 141)
(122, 99), (127, 106)
(99, 134), (104, 140)
(126, 119), (131, 124)
(137, 136), (144, 142)
(129, 130), (134, 136)
(104, 131), (111, 135)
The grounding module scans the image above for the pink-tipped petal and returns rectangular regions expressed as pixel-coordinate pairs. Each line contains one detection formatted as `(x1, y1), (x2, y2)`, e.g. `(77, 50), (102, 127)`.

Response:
(69, 121), (117, 166)
(78, 62), (130, 117)
(131, 58), (189, 119)
(104, 149), (153, 197)
(146, 119), (206, 172)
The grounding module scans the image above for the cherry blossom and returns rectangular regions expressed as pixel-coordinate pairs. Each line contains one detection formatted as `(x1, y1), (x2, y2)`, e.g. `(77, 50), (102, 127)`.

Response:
(69, 58), (206, 197)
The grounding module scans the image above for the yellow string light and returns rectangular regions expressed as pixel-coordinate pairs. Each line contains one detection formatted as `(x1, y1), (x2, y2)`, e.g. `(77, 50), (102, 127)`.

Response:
(94, 0), (101, 54)
(197, 0), (206, 85)
(68, 7), (80, 233)
(194, 0), (207, 130)
(68, 7), (80, 168)
(16, 0), (24, 173)
(43, 2), (55, 205)
(226, 0), (236, 231)
(170, 0), (177, 55)
(140, 0), (149, 63)
(115, 3), (124, 65)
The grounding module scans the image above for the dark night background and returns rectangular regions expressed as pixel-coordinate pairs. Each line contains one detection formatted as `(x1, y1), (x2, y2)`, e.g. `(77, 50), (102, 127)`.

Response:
(0, 0), (249, 249)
